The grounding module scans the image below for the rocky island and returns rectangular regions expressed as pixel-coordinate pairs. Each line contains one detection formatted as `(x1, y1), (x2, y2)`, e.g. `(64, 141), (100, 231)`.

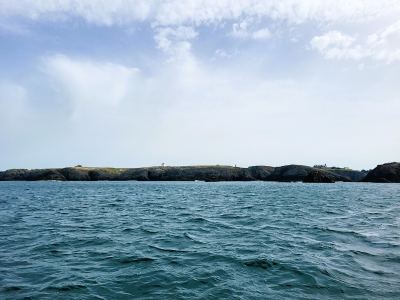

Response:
(1, 163), (397, 182)
(1, 162), (398, 183)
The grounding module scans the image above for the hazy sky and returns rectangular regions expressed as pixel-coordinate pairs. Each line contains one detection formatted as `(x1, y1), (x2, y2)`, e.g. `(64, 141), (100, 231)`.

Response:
(1, 0), (399, 170)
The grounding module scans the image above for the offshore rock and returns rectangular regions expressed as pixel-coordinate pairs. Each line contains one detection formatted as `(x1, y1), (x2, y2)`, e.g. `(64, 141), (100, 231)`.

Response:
(303, 171), (335, 183)
(362, 162), (400, 183)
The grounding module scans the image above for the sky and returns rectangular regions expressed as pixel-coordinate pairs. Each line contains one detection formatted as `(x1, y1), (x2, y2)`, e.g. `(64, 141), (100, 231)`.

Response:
(1, 0), (399, 170)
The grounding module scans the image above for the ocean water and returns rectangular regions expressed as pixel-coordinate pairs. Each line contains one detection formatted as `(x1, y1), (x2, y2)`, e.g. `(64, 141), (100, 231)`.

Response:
(0, 181), (399, 300)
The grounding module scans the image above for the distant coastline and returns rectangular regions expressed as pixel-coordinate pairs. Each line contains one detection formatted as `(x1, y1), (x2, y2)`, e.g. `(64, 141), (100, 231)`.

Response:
(1, 162), (399, 183)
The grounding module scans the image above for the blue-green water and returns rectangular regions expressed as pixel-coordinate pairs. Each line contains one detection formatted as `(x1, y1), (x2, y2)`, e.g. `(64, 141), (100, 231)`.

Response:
(0, 181), (399, 299)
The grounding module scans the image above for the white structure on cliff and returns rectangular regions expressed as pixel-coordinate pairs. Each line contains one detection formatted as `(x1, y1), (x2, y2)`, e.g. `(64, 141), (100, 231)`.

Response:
(313, 164), (327, 169)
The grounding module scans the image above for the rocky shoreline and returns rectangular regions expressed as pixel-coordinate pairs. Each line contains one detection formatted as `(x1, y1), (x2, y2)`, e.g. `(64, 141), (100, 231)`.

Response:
(1, 163), (398, 183)
(0, 163), (400, 182)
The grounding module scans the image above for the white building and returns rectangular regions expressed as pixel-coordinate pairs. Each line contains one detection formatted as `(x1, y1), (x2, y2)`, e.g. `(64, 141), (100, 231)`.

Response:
(313, 164), (327, 169)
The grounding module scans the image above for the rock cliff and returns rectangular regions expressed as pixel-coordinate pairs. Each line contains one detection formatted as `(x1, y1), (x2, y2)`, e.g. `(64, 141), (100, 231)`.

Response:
(325, 169), (366, 181)
(267, 165), (350, 182)
(362, 162), (400, 183)
(1, 169), (29, 180)
(248, 166), (276, 180)
(0, 164), (384, 182)
(24, 169), (66, 181)
(57, 167), (91, 181)
(119, 166), (256, 181)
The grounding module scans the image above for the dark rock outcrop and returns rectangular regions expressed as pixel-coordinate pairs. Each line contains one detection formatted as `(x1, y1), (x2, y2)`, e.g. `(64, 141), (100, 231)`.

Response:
(362, 162), (400, 183)
(303, 171), (335, 183)
(267, 165), (349, 182)
(120, 166), (256, 181)
(119, 168), (151, 181)
(325, 169), (366, 182)
(1, 169), (29, 180)
(248, 166), (275, 180)
(89, 169), (119, 181)
(58, 167), (91, 181)
(23, 169), (66, 181)
(268, 165), (318, 181)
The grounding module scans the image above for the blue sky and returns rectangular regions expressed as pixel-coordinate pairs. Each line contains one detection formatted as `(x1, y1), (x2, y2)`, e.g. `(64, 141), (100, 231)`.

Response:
(1, 0), (399, 170)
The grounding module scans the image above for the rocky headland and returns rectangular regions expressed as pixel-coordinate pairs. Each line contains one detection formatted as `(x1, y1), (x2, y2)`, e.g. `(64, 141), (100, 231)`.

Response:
(362, 162), (400, 183)
(0, 164), (377, 182)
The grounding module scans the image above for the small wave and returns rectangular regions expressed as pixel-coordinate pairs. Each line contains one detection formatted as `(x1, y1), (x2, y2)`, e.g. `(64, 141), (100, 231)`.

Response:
(119, 256), (155, 264)
(245, 259), (278, 270)
(149, 245), (186, 253)
(46, 284), (87, 292)
(350, 249), (377, 257)
(191, 217), (207, 222)
(325, 227), (364, 237)
(78, 237), (110, 246)
(220, 213), (246, 219)
(140, 227), (158, 234)
(2, 286), (22, 292)
(360, 266), (386, 275)
(183, 232), (205, 244)
(319, 268), (333, 277)
(31, 241), (69, 253)
(242, 205), (253, 209)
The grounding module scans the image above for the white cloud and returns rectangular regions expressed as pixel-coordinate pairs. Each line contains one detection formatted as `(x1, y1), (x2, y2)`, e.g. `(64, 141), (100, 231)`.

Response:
(0, 0), (154, 26)
(230, 21), (271, 41)
(2, 0), (399, 28)
(1, 50), (399, 170)
(43, 55), (140, 119)
(311, 21), (400, 63)
(231, 21), (248, 38)
(154, 26), (198, 52)
(252, 28), (271, 40)
(310, 31), (355, 52)
(369, 20), (400, 62)
(215, 49), (231, 58)
(153, 26), (199, 64)
(152, 0), (400, 27)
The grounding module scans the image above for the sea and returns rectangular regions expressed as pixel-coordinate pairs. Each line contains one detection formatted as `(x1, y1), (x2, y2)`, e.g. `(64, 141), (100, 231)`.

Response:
(0, 181), (399, 300)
